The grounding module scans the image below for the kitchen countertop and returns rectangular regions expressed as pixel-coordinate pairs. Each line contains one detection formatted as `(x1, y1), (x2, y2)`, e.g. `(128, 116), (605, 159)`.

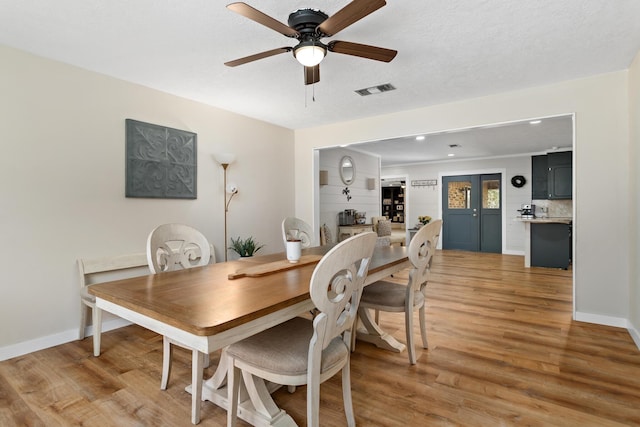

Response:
(516, 217), (572, 224)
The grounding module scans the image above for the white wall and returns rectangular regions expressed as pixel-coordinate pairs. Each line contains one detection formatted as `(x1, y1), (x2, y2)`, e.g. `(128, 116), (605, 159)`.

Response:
(383, 155), (532, 254)
(295, 70), (631, 327)
(629, 50), (640, 346)
(0, 46), (295, 358)
(318, 148), (380, 240)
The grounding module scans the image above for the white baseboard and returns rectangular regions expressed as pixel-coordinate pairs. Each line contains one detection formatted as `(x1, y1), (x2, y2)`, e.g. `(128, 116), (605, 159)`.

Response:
(574, 311), (628, 328)
(502, 249), (525, 256)
(629, 323), (640, 350)
(575, 311), (640, 351)
(0, 318), (132, 362)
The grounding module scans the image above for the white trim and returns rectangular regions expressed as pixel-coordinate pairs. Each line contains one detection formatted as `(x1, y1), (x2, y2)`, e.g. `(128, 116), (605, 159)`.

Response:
(573, 313), (640, 351)
(574, 311), (628, 328)
(0, 317), (131, 361)
(571, 113), (577, 319)
(629, 324), (640, 351)
(503, 249), (525, 256)
(313, 149), (320, 243)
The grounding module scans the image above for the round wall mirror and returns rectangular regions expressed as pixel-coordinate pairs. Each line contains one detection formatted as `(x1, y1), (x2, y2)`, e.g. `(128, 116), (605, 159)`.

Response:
(339, 156), (355, 185)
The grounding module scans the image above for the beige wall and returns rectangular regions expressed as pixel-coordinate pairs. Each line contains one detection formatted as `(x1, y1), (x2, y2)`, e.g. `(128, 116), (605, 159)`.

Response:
(295, 70), (631, 325)
(629, 50), (640, 345)
(0, 45), (295, 355)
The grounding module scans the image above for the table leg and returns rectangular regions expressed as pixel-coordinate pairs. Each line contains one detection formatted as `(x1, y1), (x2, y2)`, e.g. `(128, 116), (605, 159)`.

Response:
(355, 307), (406, 352)
(197, 351), (296, 426)
(191, 350), (204, 424)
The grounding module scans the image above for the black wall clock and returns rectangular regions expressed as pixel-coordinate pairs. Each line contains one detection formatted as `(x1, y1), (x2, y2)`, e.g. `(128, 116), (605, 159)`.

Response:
(511, 175), (526, 188)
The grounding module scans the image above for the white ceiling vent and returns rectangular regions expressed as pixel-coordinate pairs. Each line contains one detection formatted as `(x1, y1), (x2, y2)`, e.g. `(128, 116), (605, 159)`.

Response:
(355, 83), (396, 96)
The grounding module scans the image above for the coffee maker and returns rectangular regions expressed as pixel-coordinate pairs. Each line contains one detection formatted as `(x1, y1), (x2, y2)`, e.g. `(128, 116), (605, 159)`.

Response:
(518, 204), (536, 219)
(338, 209), (357, 225)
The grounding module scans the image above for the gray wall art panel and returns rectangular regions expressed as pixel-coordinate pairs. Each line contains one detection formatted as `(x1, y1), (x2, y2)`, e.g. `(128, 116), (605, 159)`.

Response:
(125, 119), (197, 199)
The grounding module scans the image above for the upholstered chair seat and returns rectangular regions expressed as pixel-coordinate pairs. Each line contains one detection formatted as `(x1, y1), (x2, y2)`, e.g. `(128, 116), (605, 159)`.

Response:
(225, 317), (348, 379)
(359, 219), (442, 365)
(361, 281), (425, 309)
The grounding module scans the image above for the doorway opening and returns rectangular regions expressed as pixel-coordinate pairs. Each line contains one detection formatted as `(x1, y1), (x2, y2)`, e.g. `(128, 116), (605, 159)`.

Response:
(381, 179), (405, 224)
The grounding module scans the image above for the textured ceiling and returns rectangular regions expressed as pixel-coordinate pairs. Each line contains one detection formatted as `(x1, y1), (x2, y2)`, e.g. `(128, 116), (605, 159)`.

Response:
(1, 1), (638, 162)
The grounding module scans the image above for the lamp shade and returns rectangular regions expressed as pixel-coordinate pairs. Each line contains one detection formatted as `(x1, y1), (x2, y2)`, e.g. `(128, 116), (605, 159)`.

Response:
(226, 183), (238, 194)
(294, 42), (326, 67)
(215, 152), (236, 165)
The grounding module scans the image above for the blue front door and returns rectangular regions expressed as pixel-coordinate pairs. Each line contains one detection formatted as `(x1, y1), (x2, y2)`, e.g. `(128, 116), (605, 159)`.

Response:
(442, 174), (502, 253)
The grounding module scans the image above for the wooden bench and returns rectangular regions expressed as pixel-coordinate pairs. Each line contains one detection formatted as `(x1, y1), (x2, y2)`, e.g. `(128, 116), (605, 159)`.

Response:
(78, 253), (150, 356)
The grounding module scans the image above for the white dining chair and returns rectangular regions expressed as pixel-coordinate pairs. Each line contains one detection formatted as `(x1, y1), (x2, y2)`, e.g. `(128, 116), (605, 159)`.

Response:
(146, 223), (214, 390)
(282, 217), (314, 248)
(319, 223), (333, 246)
(226, 232), (378, 427)
(358, 219), (442, 365)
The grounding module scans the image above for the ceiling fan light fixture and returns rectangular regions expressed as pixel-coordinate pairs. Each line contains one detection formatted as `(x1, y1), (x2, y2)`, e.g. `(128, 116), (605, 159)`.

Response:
(294, 41), (327, 67)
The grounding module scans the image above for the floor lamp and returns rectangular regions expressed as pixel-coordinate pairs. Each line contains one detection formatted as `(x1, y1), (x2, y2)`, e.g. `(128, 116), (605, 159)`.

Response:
(215, 153), (237, 261)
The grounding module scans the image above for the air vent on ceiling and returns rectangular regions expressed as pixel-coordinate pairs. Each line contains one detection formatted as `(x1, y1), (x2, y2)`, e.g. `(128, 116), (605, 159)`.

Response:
(355, 83), (396, 96)
(449, 144), (461, 148)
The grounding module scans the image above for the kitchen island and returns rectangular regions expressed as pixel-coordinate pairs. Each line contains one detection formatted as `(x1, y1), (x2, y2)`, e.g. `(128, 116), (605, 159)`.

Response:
(517, 217), (572, 268)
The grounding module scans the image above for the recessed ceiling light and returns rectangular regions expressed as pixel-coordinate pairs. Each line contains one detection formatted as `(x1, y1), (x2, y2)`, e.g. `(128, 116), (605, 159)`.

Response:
(529, 120), (542, 125)
(448, 153), (455, 157)
(416, 135), (425, 141)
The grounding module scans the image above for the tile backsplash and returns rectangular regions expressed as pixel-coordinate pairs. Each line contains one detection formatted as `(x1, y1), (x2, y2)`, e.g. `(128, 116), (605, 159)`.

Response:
(532, 199), (573, 217)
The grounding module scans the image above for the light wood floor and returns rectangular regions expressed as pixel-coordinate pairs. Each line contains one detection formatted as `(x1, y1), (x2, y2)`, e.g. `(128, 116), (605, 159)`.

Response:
(2, 250), (640, 426)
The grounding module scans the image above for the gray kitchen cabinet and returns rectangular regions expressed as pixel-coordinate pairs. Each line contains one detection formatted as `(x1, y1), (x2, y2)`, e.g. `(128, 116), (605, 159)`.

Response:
(547, 151), (572, 199)
(531, 151), (572, 200)
(531, 155), (548, 199)
(531, 223), (571, 269)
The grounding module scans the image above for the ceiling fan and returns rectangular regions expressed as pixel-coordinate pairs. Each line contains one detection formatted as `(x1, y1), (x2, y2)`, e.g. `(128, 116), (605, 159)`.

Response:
(224, 0), (397, 85)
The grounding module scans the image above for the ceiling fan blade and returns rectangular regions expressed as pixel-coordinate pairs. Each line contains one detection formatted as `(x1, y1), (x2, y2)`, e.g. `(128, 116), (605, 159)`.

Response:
(227, 2), (299, 38)
(304, 65), (320, 85)
(224, 47), (292, 67)
(317, 0), (386, 37)
(328, 40), (397, 62)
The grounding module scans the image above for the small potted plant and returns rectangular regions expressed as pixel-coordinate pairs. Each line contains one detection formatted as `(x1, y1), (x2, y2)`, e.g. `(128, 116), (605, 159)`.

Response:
(418, 216), (432, 227)
(229, 236), (264, 257)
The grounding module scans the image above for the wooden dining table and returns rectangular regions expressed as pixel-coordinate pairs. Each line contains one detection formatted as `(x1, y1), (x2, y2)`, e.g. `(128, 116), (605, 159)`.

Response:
(90, 243), (410, 425)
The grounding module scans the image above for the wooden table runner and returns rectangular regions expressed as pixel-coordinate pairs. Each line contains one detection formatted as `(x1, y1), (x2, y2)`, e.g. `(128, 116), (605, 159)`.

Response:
(228, 254), (323, 280)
